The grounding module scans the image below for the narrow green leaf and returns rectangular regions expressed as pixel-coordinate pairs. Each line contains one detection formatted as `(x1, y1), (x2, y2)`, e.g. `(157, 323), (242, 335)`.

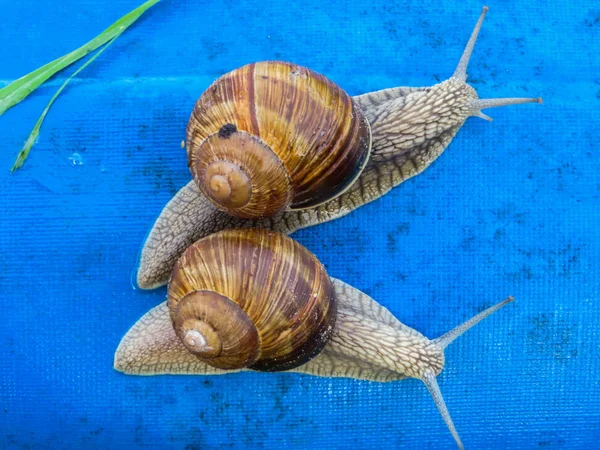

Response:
(11, 36), (121, 172)
(0, 0), (159, 116)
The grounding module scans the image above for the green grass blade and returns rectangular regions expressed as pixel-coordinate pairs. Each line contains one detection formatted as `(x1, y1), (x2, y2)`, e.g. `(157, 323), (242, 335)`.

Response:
(0, 0), (159, 117)
(10, 35), (122, 172)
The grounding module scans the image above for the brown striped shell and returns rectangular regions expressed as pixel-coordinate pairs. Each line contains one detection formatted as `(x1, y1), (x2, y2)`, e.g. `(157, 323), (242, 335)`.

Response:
(167, 228), (337, 371)
(186, 61), (372, 219)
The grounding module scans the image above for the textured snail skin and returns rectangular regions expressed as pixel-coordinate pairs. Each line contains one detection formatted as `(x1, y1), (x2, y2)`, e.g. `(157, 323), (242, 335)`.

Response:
(136, 7), (542, 289)
(115, 277), (513, 450)
(116, 279), (514, 381)
(115, 279), (408, 380)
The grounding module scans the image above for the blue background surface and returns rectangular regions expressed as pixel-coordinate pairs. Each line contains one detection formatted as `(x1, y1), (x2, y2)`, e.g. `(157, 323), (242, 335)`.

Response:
(1, 0), (598, 448)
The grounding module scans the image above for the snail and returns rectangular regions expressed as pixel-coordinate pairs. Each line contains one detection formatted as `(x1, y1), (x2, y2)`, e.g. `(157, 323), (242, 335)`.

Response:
(115, 228), (514, 449)
(135, 6), (543, 290)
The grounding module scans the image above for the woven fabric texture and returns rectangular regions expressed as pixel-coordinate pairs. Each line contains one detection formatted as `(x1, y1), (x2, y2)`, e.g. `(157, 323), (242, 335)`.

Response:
(1, 0), (598, 448)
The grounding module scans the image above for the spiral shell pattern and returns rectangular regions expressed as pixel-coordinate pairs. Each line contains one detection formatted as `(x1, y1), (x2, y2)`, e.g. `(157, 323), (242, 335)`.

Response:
(187, 61), (371, 218)
(168, 229), (337, 371)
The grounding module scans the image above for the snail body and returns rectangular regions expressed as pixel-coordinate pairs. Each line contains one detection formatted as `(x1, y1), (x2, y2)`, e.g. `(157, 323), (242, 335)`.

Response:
(116, 229), (513, 449)
(136, 7), (542, 290)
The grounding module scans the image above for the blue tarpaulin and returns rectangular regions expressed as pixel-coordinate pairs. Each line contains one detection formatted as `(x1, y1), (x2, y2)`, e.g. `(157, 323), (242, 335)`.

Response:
(1, 0), (598, 448)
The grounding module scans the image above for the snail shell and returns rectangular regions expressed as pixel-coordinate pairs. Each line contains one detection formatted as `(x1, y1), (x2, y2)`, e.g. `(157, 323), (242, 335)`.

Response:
(167, 228), (336, 371)
(186, 61), (371, 219)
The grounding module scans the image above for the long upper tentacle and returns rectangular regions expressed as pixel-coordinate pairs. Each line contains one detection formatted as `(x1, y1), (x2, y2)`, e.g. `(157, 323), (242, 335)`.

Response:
(453, 6), (488, 81)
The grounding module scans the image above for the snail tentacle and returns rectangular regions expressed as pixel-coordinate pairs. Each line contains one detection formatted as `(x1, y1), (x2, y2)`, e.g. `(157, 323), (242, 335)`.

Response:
(422, 371), (464, 450)
(470, 97), (544, 122)
(453, 6), (488, 81)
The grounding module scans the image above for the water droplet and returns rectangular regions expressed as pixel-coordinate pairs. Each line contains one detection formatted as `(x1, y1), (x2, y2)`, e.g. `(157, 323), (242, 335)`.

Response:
(68, 153), (84, 166)
(129, 266), (139, 291)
